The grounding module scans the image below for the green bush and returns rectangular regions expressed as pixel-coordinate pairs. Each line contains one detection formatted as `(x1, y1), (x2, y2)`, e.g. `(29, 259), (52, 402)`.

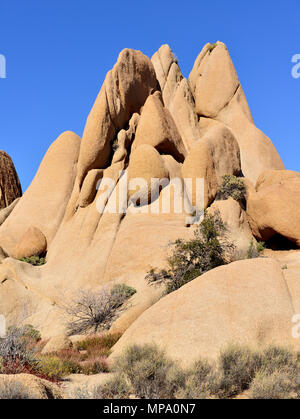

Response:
(95, 375), (131, 399)
(37, 355), (80, 379)
(246, 240), (265, 259)
(217, 344), (262, 397)
(76, 332), (122, 354)
(176, 359), (220, 399)
(114, 344), (179, 399)
(249, 370), (296, 399)
(216, 175), (246, 203)
(19, 255), (46, 266)
(146, 212), (235, 294)
(110, 284), (136, 300)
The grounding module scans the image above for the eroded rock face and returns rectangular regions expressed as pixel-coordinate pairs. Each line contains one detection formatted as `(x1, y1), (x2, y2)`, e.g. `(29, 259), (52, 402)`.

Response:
(189, 42), (284, 184)
(247, 171), (300, 246)
(0, 43), (294, 359)
(0, 151), (22, 209)
(110, 258), (299, 366)
(77, 49), (158, 186)
(182, 124), (241, 208)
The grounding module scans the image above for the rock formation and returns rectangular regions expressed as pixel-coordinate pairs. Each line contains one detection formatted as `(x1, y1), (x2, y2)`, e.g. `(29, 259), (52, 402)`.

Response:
(0, 43), (299, 367)
(0, 151), (22, 209)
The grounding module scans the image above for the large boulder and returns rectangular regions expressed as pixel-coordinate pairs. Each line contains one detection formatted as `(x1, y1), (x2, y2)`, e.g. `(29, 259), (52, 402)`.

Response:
(247, 172), (300, 246)
(0, 151), (22, 209)
(77, 49), (157, 186)
(13, 226), (47, 259)
(128, 144), (169, 203)
(110, 258), (298, 366)
(189, 42), (284, 184)
(0, 374), (63, 399)
(132, 91), (186, 162)
(181, 123), (241, 208)
(0, 131), (80, 256)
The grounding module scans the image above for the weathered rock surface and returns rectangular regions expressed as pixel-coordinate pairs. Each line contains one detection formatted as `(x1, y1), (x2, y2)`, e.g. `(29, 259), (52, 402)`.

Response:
(0, 374), (63, 399)
(14, 226), (47, 259)
(77, 49), (157, 186)
(247, 173), (300, 246)
(41, 334), (73, 354)
(182, 124), (241, 208)
(132, 91), (186, 162)
(189, 42), (284, 183)
(0, 43), (294, 365)
(111, 258), (299, 366)
(0, 151), (22, 209)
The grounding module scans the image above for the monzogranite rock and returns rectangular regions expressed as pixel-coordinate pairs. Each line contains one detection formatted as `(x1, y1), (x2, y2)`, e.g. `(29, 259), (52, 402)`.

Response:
(0, 43), (299, 366)
(0, 151), (22, 209)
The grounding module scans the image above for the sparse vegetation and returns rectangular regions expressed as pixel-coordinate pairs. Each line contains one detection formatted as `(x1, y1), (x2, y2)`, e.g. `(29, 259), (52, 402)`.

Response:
(19, 255), (46, 266)
(146, 212), (235, 294)
(37, 355), (80, 379)
(216, 175), (246, 203)
(64, 284), (136, 335)
(0, 380), (32, 399)
(71, 343), (300, 399)
(247, 239), (265, 259)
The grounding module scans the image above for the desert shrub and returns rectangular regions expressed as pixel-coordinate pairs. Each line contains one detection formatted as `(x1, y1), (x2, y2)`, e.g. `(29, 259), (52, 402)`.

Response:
(19, 255), (46, 266)
(176, 359), (220, 399)
(259, 346), (298, 376)
(8, 324), (41, 343)
(217, 344), (262, 397)
(216, 175), (246, 203)
(114, 344), (179, 399)
(249, 370), (296, 399)
(146, 212), (235, 294)
(0, 380), (32, 399)
(76, 332), (122, 356)
(247, 239), (265, 259)
(37, 355), (80, 379)
(94, 375), (131, 399)
(64, 285), (136, 335)
(72, 375), (131, 399)
(110, 283), (136, 300)
(79, 358), (109, 375)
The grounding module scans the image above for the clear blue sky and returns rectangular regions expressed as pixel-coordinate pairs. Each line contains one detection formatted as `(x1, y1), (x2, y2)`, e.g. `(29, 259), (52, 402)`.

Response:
(1, 0), (299, 191)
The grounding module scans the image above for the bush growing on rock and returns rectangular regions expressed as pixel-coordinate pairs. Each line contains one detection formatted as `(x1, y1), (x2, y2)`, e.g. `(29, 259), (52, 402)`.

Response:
(19, 255), (46, 266)
(146, 212), (235, 293)
(216, 175), (246, 203)
(64, 285), (136, 335)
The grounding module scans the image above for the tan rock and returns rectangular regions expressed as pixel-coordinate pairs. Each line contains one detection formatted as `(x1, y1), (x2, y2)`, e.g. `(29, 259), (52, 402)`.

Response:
(0, 131), (80, 256)
(151, 44), (176, 93)
(189, 43), (284, 184)
(189, 42), (239, 118)
(110, 258), (298, 366)
(78, 169), (104, 208)
(0, 374), (63, 399)
(41, 334), (73, 354)
(208, 197), (255, 257)
(0, 197), (20, 225)
(133, 91), (186, 162)
(181, 123), (241, 208)
(255, 169), (300, 191)
(247, 176), (300, 246)
(77, 49), (157, 185)
(128, 144), (169, 203)
(0, 151), (22, 209)
(14, 226), (47, 259)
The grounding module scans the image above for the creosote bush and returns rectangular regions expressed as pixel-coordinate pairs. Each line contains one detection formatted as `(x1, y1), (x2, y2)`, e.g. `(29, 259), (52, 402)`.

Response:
(64, 284), (136, 335)
(216, 175), (246, 203)
(19, 255), (46, 266)
(146, 212), (235, 294)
